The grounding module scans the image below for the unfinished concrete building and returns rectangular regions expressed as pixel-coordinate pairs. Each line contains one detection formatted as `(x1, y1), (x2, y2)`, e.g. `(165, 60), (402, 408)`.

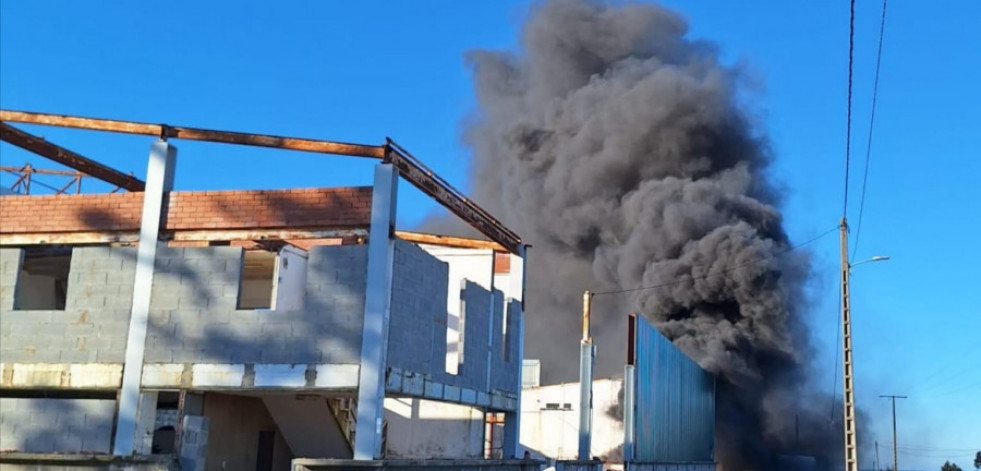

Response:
(0, 111), (530, 471)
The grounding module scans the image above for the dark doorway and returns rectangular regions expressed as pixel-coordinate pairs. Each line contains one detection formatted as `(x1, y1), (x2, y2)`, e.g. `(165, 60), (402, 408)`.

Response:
(256, 430), (275, 471)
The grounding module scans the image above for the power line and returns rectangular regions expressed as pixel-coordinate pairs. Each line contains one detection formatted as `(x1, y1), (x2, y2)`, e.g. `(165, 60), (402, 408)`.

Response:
(852, 0), (890, 259)
(881, 444), (980, 453)
(592, 226), (838, 297)
(843, 0), (857, 218)
(920, 378), (981, 399)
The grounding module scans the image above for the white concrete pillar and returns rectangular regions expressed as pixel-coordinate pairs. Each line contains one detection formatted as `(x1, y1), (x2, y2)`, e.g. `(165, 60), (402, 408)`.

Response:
(502, 245), (526, 458)
(114, 140), (176, 455)
(353, 163), (398, 459)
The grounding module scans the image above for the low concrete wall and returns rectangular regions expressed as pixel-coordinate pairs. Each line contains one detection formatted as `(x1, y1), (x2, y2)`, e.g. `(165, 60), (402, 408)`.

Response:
(0, 453), (178, 471)
(291, 459), (543, 471)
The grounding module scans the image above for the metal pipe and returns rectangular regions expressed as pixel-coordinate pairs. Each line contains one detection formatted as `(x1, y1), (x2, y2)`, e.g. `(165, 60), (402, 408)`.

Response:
(578, 341), (594, 461)
(582, 290), (592, 341)
(578, 290), (595, 461)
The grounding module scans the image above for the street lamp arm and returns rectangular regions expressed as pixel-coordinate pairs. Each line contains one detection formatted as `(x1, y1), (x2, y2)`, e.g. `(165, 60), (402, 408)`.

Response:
(849, 255), (891, 269)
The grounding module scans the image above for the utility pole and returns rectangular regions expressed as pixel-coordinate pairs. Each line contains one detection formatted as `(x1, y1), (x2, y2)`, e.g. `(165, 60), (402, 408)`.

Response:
(873, 440), (879, 471)
(875, 440), (880, 471)
(578, 290), (594, 461)
(881, 395), (907, 471)
(840, 217), (859, 471)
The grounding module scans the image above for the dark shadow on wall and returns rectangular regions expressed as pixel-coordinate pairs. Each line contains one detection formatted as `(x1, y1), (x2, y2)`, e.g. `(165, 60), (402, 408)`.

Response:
(3, 192), (371, 454)
(0, 390), (116, 454)
(73, 200), (367, 369)
(0, 200), (367, 455)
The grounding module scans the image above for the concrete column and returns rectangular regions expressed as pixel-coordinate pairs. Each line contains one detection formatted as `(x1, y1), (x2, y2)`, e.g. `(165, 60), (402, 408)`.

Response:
(113, 140), (176, 455)
(502, 246), (526, 458)
(353, 163), (398, 459)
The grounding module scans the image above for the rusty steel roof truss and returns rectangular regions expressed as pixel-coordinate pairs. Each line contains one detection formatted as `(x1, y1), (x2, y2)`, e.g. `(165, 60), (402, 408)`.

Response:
(0, 109), (522, 254)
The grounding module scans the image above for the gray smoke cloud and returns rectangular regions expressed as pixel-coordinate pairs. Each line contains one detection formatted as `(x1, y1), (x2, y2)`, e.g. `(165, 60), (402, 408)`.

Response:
(431, 0), (846, 468)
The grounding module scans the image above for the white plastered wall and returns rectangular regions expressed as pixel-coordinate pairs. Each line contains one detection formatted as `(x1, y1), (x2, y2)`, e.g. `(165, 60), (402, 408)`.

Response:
(383, 397), (485, 458)
(520, 378), (624, 460)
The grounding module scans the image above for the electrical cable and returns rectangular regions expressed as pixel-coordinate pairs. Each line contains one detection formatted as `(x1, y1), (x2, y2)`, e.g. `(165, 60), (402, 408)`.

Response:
(852, 0), (889, 259)
(843, 0), (857, 218)
(920, 378), (981, 399)
(903, 361), (981, 396)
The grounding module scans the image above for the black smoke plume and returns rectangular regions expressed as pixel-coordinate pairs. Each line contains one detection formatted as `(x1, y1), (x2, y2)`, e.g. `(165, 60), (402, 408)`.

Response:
(431, 0), (846, 469)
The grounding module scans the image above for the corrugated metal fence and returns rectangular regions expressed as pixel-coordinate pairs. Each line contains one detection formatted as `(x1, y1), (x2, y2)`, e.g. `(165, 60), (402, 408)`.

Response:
(630, 314), (715, 463)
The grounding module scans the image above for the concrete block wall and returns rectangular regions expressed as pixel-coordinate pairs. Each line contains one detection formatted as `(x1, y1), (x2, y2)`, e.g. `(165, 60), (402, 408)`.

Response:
(145, 245), (367, 364)
(388, 240), (449, 375)
(0, 248), (20, 312)
(490, 300), (522, 393)
(388, 241), (519, 395)
(446, 281), (493, 389)
(0, 247), (137, 364)
(0, 397), (115, 453)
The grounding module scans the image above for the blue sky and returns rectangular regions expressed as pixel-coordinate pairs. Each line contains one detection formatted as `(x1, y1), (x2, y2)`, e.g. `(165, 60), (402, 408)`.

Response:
(1, 1), (978, 469)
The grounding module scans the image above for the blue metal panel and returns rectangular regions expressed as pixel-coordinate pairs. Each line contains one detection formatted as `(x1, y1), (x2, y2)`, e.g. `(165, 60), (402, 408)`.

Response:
(633, 315), (715, 462)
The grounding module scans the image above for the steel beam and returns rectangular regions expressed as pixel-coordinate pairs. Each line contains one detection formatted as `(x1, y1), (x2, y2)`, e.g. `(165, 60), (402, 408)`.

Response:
(0, 122), (145, 191)
(1, 110), (386, 158)
(0, 228), (369, 246)
(1, 109), (523, 254)
(395, 230), (507, 252)
(385, 141), (521, 254)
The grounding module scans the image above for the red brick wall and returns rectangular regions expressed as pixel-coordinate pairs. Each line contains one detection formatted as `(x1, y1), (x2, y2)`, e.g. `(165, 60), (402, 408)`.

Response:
(0, 187), (372, 234)
(494, 252), (511, 274)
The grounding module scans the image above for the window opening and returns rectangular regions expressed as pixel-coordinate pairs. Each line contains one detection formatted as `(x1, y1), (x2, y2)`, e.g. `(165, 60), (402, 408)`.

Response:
(14, 247), (72, 310)
(237, 250), (277, 310)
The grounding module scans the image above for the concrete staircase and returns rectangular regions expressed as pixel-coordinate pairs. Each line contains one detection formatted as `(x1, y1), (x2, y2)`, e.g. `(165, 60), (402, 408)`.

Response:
(262, 395), (353, 459)
(326, 397), (357, 452)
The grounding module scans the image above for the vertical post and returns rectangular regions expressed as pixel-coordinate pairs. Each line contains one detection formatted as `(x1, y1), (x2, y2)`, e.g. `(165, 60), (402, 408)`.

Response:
(582, 290), (592, 341)
(892, 400), (897, 471)
(875, 440), (880, 471)
(502, 245), (526, 458)
(578, 290), (594, 461)
(24, 163), (32, 195)
(840, 217), (859, 471)
(880, 395), (906, 471)
(133, 391), (159, 454)
(623, 364), (635, 463)
(353, 163), (398, 459)
(114, 140), (176, 455)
